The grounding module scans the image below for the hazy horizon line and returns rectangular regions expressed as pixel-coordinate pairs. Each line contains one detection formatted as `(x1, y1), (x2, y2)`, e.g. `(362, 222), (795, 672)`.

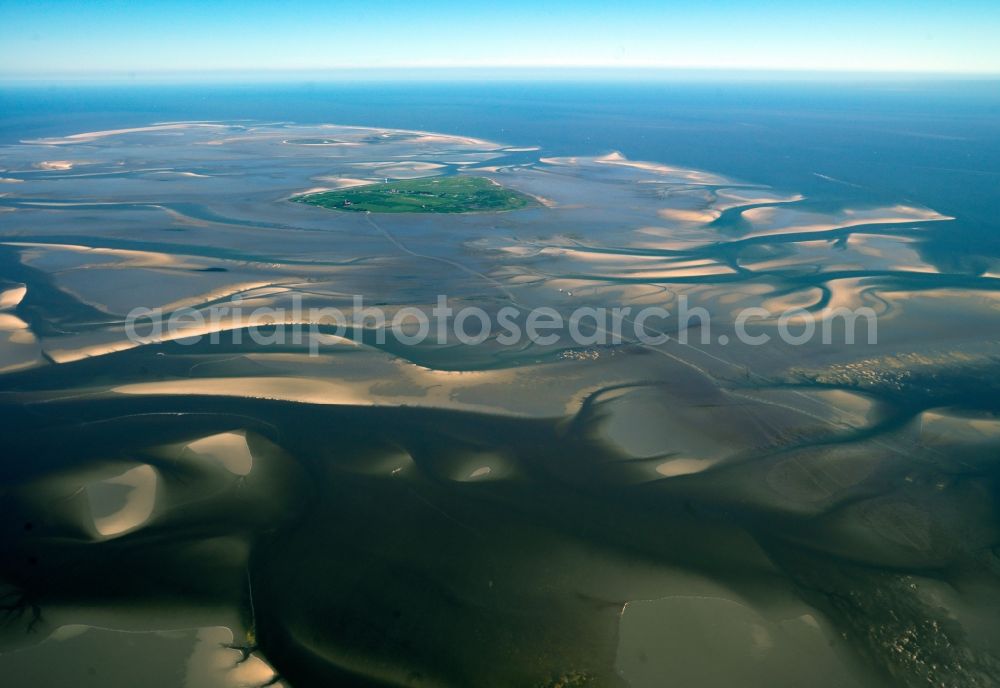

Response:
(3, 66), (1000, 86)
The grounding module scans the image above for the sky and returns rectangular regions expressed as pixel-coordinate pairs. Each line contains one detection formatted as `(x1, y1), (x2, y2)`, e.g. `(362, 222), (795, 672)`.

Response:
(1, 0), (998, 79)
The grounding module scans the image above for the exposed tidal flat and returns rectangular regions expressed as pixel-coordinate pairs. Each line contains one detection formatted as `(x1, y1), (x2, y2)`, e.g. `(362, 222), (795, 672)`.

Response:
(0, 120), (999, 688)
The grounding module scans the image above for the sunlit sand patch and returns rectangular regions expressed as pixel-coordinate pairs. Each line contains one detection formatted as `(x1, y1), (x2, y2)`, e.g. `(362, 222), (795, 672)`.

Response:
(220, 351), (656, 418)
(537, 247), (669, 264)
(187, 627), (285, 688)
(43, 337), (150, 364)
(352, 161), (445, 172)
(481, 185), (558, 207)
(313, 176), (383, 188)
(631, 227), (716, 251)
(138, 205), (216, 228)
(538, 156), (583, 166)
(404, 362), (590, 416)
(201, 133), (289, 146)
(158, 282), (295, 314)
(83, 274), (289, 316)
(362, 166), (445, 180)
(617, 261), (737, 279)
(443, 451), (515, 482)
(711, 188), (804, 211)
(0, 328), (43, 373)
(282, 138), (360, 147)
(41, 304), (316, 363)
(186, 627), (245, 687)
(742, 206), (774, 225)
(876, 287), (1000, 315)
(186, 431), (254, 476)
(5, 200), (138, 210)
(0, 287), (42, 372)
(654, 457), (717, 478)
(292, 186), (336, 196)
(23, 122), (229, 145)
(817, 277), (890, 319)
(754, 277), (888, 324)
(0, 284), (26, 309)
(439, 157), (507, 167)
(0, 313), (29, 330)
(753, 286), (826, 314)
(35, 160), (81, 171)
(735, 239), (841, 272)
(741, 204), (952, 239)
(403, 132), (493, 146)
(510, 245), (736, 280)
(85, 464), (158, 538)
(110, 374), (538, 415)
(8, 241), (203, 271)
(750, 388), (877, 431)
(540, 152), (731, 184)
(804, 390), (877, 427)
(37, 282), (448, 363)
(7, 241), (301, 315)
(594, 152), (731, 185)
(847, 233), (939, 273)
(524, 192), (557, 207)
(109, 376), (380, 406)
(149, 118), (236, 126)
(657, 207), (721, 224)
(919, 410), (1000, 446)
(2, 625), (276, 687)
(228, 655), (280, 687)
(498, 274), (552, 291)
(479, 241), (543, 257)
(39, 294), (193, 349)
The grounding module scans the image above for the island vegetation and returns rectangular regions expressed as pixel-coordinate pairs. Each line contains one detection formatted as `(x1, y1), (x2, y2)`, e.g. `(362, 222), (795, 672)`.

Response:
(292, 176), (536, 213)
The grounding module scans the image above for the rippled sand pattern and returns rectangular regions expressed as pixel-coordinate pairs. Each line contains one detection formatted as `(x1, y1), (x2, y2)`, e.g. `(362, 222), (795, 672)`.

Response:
(1, 123), (1000, 688)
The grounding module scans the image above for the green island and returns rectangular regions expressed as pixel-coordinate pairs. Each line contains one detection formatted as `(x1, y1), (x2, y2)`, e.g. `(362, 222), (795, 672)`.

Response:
(292, 176), (536, 213)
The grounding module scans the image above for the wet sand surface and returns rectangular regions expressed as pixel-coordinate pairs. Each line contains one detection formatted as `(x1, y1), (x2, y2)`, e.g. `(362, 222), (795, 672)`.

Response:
(1, 122), (1000, 687)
